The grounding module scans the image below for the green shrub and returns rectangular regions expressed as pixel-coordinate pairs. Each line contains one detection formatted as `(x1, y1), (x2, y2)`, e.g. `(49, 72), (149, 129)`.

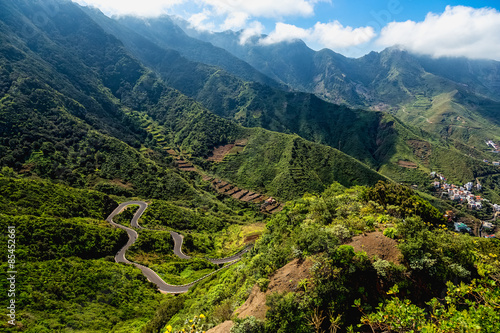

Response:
(383, 227), (396, 239)
(231, 316), (265, 333)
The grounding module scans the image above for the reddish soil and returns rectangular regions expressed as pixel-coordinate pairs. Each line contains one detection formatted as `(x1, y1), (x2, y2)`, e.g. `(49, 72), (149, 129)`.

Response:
(207, 139), (248, 162)
(244, 234), (260, 243)
(233, 190), (249, 199)
(219, 184), (233, 192)
(226, 187), (240, 195)
(397, 160), (418, 169)
(206, 320), (234, 333)
(235, 258), (313, 320)
(207, 144), (235, 162)
(234, 139), (248, 146)
(349, 231), (402, 264)
(166, 149), (178, 156)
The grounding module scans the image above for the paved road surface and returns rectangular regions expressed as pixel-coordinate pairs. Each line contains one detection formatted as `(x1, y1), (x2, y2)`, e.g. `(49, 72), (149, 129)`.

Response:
(106, 201), (251, 293)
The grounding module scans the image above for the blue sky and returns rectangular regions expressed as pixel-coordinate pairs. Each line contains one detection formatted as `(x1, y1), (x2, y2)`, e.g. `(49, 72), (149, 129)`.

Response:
(73, 0), (500, 59)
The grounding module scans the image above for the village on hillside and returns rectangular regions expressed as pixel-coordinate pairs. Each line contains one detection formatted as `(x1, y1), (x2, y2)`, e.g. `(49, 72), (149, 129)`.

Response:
(430, 171), (500, 238)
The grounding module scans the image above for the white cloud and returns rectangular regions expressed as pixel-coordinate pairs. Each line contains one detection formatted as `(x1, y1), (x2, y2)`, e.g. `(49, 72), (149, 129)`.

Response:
(377, 6), (500, 60)
(201, 0), (322, 18)
(260, 21), (376, 49)
(188, 9), (216, 31)
(260, 22), (309, 45)
(73, 0), (184, 17)
(312, 21), (375, 49)
(239, 21), (265, 45)
(221, 11), (249, 30)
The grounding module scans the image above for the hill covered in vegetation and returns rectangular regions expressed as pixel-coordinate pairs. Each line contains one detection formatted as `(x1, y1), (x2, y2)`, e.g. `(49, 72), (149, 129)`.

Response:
(83, 8), (500, 190)
(1, 0), (500, 332)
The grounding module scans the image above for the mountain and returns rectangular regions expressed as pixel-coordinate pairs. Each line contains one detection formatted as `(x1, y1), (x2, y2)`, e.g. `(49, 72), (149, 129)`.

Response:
(76, 11), (499, 189)
(0, 0), (389, 202)
(179, 24), (500, 148)
(85, 10), (280, 89)
(2, 1), (500, 333)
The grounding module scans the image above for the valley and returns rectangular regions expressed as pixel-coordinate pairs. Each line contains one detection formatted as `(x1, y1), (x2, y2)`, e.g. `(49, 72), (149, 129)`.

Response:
(1, 0), (499, 332)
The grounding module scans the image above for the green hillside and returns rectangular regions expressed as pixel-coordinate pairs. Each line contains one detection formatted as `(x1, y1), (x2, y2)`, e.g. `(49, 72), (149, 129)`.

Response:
(84, 13), (500, 192)
(184, 26), (500, 149)
(1, 1), (499, 332)
(211, 128), (385, 200)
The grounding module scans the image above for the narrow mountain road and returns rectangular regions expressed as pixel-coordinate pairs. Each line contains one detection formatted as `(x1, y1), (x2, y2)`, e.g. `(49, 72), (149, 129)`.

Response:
(106, 201), (251, 293)
(169, 231), (191, 260)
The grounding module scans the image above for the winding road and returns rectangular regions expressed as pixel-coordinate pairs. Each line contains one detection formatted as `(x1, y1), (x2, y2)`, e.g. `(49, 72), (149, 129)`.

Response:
(106, 201), (252, 293)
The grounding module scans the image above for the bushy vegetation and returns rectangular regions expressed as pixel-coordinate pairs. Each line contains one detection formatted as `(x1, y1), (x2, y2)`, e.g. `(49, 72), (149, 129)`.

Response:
(0, 176), (116, 219)
(0, 214), (127, 261)
(155, 182), (500, 332)
(363, 181), (446, 225)
(139, 200), (226, 233)
(0, 258), (164, 332)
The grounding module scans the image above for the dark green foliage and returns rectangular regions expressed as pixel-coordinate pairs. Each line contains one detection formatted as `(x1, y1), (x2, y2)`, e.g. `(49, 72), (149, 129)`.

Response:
(214, 129), (385, 200)
(0, 177), (116, 219)
(264, 292), (310, 333)
(231, 316), (265, 333)
(0, 258), (164, 332)
(141, 295), (187, 333)
(363, 181), (446, 225)
(0, 214), (127, 261)
(0, 0), (204, 202)
(140, 200), (226, 233)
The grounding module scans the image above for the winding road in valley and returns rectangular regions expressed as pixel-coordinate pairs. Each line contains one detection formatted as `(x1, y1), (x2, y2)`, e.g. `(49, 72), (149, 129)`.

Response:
(106, 201), (252, 293)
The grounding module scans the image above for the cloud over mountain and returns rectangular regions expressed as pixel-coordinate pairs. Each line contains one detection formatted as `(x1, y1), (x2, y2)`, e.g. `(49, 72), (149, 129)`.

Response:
(377, 5), (500, 60)
(260, 21), (375, 49)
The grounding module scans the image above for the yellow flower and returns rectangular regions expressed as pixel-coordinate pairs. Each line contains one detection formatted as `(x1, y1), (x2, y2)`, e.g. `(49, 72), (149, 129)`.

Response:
(189, 319), (193, 323)
(165, 325), (172, 332)
(199, 314), (205, 319)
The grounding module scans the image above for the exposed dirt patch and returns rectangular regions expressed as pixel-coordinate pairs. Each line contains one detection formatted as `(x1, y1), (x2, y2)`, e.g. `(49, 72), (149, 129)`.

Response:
(244, 234), (260, 243)
(206, 320), (234, 333)
(208, 144), (235, 162)
(349, 231), (401, 264)
(407, 140), (432, 164)
(166, 149), (178, 156)
(19, 163), (35, 174)
(106, 179), (134, 189)
(398, 160), (418, 169)
(207, 139), (248, 162)
(235, 258), (313, 320)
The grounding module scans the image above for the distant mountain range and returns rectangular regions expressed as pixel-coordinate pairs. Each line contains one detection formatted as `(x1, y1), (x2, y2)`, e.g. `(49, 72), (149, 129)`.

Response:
(127, 15), (500, 148)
